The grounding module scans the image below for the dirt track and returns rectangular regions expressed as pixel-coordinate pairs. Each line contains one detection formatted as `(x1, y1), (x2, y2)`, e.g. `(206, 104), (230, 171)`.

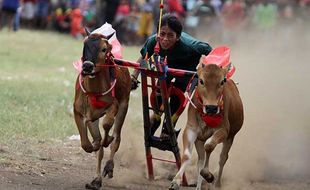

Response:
(1, 25), (310, 190)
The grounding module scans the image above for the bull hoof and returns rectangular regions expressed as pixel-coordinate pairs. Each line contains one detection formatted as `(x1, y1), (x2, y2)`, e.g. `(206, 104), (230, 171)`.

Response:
(85, 177), (102, 190)
(169, 181), (180, 190)
(103, 160), (114, 178)
(81, 143), (93, 153)
(92, 140), (101, 152)
(102, 136), (114, 148)
(200, 169), (214, 183)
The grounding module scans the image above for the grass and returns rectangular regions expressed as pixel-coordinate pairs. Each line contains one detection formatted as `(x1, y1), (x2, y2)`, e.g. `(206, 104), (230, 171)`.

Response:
(0, 29), (140, 144)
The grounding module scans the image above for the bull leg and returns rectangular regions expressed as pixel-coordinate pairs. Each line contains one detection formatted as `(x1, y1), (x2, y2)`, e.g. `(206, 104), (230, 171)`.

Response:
(199, 145), (213, 190)
(170, 127), (198, 190)
(85, 146), (104, 190)
(74, 110), (93, 153)
(101, 102), (118, 148)
(215, 137), (234, 187)
(86, 119), (102, 151)
(195, 140), (206, 190)
(103, 101), (129, 178)
(200, 129), (228, 184)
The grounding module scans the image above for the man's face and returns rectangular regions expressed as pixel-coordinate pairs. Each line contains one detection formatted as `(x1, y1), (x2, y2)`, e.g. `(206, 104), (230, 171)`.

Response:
(158, 25), (179, 50)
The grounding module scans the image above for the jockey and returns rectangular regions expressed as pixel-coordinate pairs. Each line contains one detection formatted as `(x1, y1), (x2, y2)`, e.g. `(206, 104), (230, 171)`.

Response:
(131, 13), (212, 138)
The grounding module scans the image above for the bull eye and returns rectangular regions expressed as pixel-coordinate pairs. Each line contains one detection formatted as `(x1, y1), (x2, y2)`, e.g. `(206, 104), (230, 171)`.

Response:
(220, 78), (226, 85)
(102, 48), (106, 53)
(199, 79), (204, 85)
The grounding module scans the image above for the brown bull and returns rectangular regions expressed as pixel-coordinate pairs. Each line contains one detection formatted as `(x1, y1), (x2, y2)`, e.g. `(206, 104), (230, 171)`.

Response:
(170, 58), (244, 190)
(73, 32), (131, 189)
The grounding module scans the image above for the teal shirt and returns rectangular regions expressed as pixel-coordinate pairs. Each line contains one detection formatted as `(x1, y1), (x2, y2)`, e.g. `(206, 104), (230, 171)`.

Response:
(140, 32), (212, 72)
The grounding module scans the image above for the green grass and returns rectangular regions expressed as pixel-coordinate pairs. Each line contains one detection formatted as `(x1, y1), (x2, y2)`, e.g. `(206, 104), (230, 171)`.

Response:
(0, 29), (140, 143)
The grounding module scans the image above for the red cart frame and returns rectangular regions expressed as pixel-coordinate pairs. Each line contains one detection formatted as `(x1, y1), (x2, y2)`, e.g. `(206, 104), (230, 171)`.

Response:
(114, 57), (197, 186)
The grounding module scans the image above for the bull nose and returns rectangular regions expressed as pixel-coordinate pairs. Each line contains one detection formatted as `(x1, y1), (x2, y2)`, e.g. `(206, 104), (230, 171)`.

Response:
(82, 61), (94, 73)
(205, 105), (218, 115)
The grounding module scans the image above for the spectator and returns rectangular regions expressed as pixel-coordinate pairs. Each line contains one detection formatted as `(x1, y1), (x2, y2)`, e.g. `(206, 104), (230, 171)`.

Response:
(252, 0), (277, 31)
(105, 0), (120, 25)
(221, 0), (246, 43)
(35, 0), (50, 29)
(0, 0), (20, 31)
(21, 0), (37, 28)
(70, 0), (80, 9)
(150, 0), (169, 32)
(53, 8), (70, 33)
(126, 2), (140, 45)
(70, 8), (85, 39)
(114, 0), (130, 24)
(138, 0), (153, 41)
(167, 0), (185, 18)
(113, 0), (130, 44)
(13, 5), (22, 31)
(210, 0), (223, 15)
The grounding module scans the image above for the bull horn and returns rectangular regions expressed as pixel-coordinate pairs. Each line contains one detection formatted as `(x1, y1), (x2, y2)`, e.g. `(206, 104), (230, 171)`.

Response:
(84, 27), (91, 36)
(197, 55), (206, 70)
(223, 62), (232, 71)
(106, 32), (115, 40)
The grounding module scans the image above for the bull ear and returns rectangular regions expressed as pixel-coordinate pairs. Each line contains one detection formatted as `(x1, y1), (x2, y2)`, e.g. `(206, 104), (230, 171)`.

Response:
(197, 55), (206, 70)
(106, 32), (115, 40)
(222, 62), (231, 75)
(84, 27), (91, 36)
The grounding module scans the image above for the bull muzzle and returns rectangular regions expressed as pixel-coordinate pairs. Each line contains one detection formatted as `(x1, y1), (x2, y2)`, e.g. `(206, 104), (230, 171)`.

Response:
(204, 105), (220, 115)
(82, 61), (95, 75)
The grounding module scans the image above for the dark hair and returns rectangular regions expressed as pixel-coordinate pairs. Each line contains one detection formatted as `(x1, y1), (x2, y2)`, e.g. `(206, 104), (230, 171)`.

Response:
(158, 14), (183, 37)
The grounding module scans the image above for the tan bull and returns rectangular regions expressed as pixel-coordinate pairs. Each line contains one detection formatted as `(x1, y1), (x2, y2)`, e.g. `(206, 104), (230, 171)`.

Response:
(73, 32), (131, 189)
(170, 59), (244, 190)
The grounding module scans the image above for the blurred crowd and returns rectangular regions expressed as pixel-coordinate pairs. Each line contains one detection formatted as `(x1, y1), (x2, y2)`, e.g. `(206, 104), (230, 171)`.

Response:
(1, 0), (309, 44)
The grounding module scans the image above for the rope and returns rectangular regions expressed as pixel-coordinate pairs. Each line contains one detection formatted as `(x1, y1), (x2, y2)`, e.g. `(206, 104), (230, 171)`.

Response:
(78, 73), (117, 96)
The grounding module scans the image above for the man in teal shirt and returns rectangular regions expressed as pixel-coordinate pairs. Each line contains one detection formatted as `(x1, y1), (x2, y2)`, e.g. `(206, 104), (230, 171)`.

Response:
(131, 13), (212, 137)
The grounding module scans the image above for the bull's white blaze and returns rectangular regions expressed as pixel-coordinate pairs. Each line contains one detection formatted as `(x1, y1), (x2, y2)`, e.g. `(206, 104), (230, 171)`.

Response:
(184, 148), (191, 158)
(204, 136), (214, 147)
(174, 156), (191, 184)
(187, 128), (197, 144)
(173, 128), (198, 184)
(184, 129), (197, 160)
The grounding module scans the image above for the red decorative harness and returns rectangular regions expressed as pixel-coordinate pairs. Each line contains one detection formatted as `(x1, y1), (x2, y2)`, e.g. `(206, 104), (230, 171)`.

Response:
(76, 53), (117, 109)
(195, 91), (224, 128)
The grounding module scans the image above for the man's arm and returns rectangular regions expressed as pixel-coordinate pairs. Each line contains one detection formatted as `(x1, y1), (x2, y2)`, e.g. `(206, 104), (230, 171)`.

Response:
(130, 57), (143, 90)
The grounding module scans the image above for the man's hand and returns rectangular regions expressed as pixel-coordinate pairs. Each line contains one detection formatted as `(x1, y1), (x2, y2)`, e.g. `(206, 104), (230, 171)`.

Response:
(131, 75), (140, 90)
